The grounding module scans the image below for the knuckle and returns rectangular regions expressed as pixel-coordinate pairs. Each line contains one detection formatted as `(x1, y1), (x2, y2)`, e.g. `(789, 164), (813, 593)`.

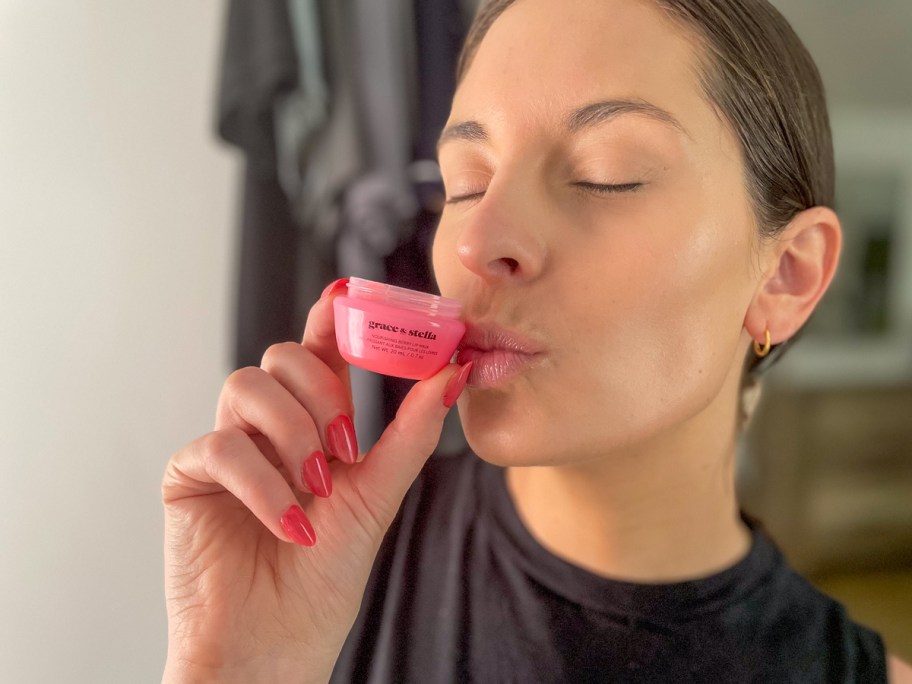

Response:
(391, 411), (438, 455)
(290, 414), (319, 441)
(306, 297), (325, 323)
(161, 449), (184, 498)
(260, 341), (305, 371)
(304, 301), (334, 342)
(377, 420), (434, 462)
(200, 427), (247, 470)
(223, 366), (264, 397)
(244, 477), (278, 510)
(383, 419), (409, 447)
(280, 414), (319, 453)
(412, 433), (438, 456)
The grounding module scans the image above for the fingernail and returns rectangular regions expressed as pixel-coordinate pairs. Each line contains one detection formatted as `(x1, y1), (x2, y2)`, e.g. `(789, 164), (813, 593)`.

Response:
(302, 450), (332, 497)
(326, 414), (358, 464)
(280, 505), (316, 546)
(321, 277), (349, 299)
(443, 362), (473, 408)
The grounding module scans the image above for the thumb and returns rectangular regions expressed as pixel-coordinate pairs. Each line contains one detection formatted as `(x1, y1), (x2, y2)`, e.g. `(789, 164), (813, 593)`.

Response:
(351, 361), (473, 521)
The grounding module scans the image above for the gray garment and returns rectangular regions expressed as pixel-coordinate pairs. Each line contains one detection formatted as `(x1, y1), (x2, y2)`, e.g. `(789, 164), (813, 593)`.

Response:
(284, 0), (368, 338)
(343, 0), (420, 258)
(274, 0), (336, 330)
(335, 0), (422, 448)
(274, 0), (329, 203)
(275, 0), (422, 448)
(339, 0), (421, 277)
(279, 0), (421, 265)
(350, 0), (419, 173)
(293, 0), (366, 249)
(217, 0), (311, 368)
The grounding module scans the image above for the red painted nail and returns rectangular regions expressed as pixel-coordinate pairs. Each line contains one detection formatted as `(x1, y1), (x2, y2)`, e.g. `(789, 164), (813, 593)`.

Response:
(302, 450), (332, 497)
(326, 414), (358, 464)
(280, 505), (316, 546)
(320, 277), (349, 299)
(443, 362), (473, 408)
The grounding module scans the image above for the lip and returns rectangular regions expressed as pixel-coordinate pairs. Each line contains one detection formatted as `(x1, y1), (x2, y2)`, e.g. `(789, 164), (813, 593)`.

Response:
(456, 322), (546, 388)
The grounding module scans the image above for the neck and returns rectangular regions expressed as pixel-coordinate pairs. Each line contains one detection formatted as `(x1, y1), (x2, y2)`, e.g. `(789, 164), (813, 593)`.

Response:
(504, 391), (751, 583)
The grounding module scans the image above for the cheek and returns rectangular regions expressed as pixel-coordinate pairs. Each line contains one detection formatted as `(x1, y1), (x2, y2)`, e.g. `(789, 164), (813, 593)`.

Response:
(658, 180), (756, 351)
(602, 178), (753, 348)
(556, 191), (754, 427)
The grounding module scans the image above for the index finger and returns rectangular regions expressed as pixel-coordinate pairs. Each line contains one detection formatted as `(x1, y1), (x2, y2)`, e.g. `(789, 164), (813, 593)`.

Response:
(302, 277), (351, 390)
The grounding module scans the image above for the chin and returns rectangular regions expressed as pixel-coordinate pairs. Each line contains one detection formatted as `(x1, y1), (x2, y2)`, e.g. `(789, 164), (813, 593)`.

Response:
(456, 385), (694, 470)
(458, 403), (574, 468)
(458, 409), (530, 468)
(463, 434), (554, 468)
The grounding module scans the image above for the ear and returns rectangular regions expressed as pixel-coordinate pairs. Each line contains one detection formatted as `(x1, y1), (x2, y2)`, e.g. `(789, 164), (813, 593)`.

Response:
(744, 206), (842, 346)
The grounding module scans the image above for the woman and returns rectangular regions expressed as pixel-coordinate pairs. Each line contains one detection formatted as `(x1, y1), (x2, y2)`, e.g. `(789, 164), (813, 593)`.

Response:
(162, 0), (912, 681)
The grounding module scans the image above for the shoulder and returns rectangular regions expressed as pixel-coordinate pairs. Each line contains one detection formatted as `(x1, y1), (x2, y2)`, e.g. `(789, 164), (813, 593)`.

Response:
(889, 654), (912, 683)
(743, 534), (888, 679)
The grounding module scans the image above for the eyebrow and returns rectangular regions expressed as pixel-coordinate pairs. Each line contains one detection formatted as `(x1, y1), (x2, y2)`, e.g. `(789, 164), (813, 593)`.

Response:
(437, 98), (689, 153)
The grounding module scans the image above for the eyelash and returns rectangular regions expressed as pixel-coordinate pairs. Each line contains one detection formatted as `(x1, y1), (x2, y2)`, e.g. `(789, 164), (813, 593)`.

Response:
(444, 182), (644, 205)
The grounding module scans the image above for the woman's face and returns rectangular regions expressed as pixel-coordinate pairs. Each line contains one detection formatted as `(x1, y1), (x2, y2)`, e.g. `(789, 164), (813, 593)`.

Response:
(432, 0), (762, 466)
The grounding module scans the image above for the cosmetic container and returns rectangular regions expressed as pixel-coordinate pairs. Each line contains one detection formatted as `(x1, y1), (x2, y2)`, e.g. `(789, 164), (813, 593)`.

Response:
(333, 277), (466, 380)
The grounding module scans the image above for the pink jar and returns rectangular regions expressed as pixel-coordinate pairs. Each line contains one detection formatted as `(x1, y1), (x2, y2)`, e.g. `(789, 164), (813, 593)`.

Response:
(333, 277), (466, 380)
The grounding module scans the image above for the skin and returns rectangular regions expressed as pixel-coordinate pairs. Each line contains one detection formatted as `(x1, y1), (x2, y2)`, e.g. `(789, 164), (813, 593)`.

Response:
(162, 291), (469, 682)
(433, 0), (840, 582)
(436, 1), (912, 676)
(163, 0), (911, 678)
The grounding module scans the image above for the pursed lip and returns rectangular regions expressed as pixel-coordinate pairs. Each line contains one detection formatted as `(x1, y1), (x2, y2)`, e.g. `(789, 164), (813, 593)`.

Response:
(455, 321), (546, 388)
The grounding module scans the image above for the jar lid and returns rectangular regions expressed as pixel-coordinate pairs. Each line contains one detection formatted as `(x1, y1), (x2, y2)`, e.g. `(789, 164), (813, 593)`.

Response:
(346, 277), (463, 318)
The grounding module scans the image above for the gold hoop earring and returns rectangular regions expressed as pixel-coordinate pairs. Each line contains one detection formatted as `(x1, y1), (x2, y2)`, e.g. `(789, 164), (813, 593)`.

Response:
(753, 329), (771, 358)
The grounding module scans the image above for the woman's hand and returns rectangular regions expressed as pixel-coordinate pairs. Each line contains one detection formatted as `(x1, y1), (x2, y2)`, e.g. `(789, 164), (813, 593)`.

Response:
(161, 279), (471, 683)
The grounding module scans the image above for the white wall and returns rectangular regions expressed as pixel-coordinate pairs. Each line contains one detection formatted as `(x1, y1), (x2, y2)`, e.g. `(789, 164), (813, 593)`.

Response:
(0, 2), (237, 681)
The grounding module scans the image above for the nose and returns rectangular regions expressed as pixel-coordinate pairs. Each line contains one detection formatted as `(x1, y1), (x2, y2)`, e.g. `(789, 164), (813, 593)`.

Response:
(453, 179), (547, 284)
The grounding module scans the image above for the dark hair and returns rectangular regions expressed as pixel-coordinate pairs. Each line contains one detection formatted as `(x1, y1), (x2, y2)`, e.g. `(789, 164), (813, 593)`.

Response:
(455, 0), (835, 379)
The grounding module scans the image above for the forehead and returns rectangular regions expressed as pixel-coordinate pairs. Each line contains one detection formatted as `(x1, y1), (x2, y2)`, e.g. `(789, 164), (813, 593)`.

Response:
(453, 0), (719, 146)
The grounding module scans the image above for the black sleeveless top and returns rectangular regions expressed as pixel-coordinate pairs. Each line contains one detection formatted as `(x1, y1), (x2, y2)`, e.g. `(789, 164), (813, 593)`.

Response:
(330, 451), (886, 683)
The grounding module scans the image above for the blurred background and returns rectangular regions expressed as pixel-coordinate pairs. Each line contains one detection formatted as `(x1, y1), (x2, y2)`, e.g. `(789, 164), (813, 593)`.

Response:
(0, 1), (909, 681)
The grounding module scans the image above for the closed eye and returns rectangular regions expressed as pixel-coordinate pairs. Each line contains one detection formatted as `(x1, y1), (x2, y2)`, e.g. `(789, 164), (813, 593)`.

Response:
(444, 182), (644, 205)
(574, 181), (644, 195)
(444, 191), (485, 205)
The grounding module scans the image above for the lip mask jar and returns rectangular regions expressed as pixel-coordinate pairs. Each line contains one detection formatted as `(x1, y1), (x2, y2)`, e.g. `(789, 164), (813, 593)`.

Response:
(333, 277), (466, 380)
